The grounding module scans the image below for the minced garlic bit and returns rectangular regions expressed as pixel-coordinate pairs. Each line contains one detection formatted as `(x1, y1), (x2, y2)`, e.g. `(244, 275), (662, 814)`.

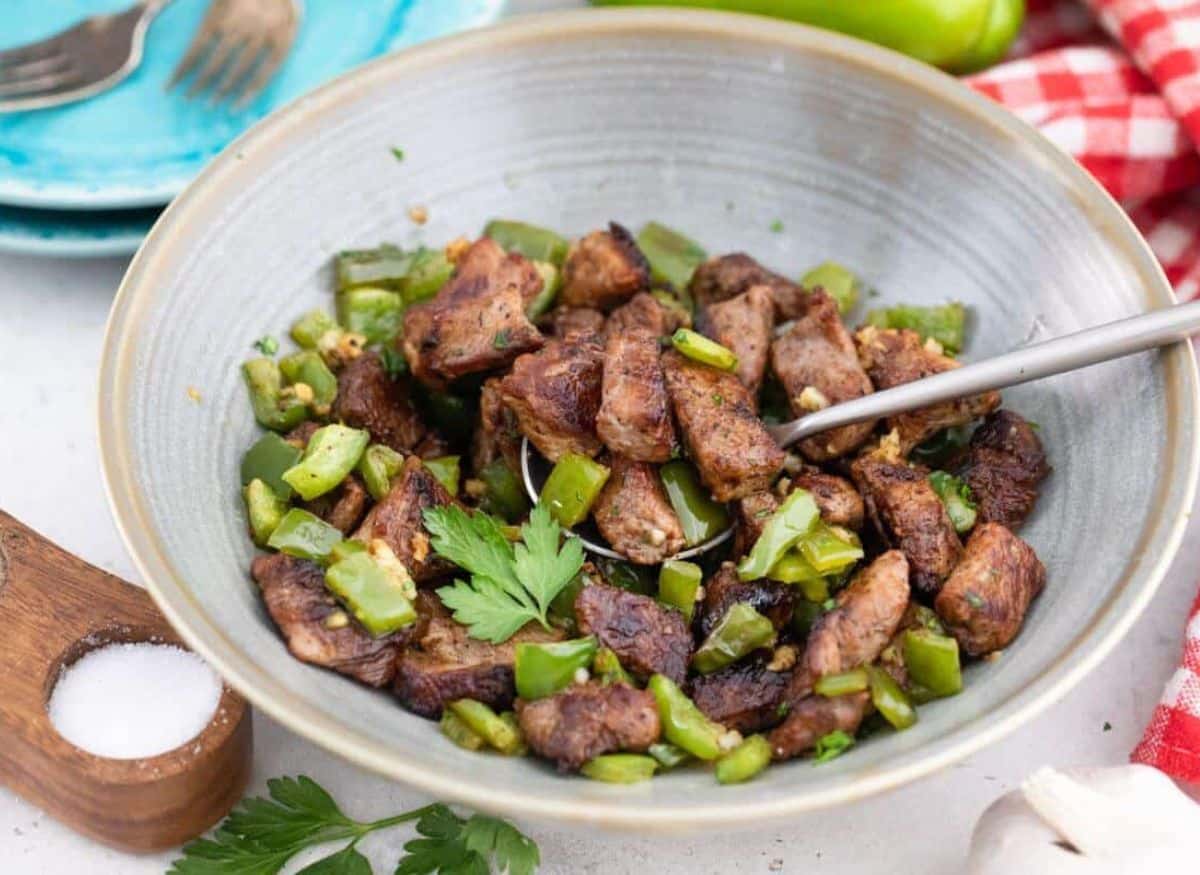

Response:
(410, 532), (430, 565)
(647, 527), (667, 546)
(572, 667), (590, 685)
(782, 453), (805, 475)
(923, 336), (945, 356)
(445, 236), (471, 264)
(318, 329), (366, 367)
(324, 610), (350, 630)
(877, 428), (902, 463)
(694, 585), (705, 602)
(773, 476), (792, 497)
(186, 386), (202, 403)
(766, 644), (798, 672)
(408, 204), (429, 225)
(717, 729), (744, 753)
(798, 385), (830, 412)
(984, 649), (1005, 663)
(291, 382), (315, 404)
(464, 478), (487, 499)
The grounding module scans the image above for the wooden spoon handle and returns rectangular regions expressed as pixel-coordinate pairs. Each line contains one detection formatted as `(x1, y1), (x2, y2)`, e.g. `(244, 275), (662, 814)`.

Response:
(0, 510), (252, 852)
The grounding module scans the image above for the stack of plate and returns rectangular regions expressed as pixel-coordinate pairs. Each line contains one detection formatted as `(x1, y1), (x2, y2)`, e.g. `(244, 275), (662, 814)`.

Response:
(0, 0), (505, 257)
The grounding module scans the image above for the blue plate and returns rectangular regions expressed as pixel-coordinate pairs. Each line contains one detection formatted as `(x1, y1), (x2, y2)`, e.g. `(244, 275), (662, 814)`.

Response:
(0, 202), (160, 257)
(0, 0), (505, 210)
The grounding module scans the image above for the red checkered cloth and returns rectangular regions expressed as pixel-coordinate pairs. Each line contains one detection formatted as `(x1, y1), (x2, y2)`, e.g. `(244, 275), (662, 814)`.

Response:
(966, 0), (1200, 783)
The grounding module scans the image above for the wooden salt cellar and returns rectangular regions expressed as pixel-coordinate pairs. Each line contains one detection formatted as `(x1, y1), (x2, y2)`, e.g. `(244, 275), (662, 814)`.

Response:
(0, 510), (252, 852)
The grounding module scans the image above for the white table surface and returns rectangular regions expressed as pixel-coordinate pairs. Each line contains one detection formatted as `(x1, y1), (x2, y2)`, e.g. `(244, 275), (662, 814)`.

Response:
(3, 2), (1199, 873)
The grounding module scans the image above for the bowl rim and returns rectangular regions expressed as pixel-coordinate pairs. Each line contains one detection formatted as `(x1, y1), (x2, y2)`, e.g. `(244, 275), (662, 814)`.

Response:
(98, 7), (1200, 829)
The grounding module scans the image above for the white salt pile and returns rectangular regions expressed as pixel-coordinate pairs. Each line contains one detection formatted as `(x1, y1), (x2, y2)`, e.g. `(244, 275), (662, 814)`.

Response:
(48, 642), (223, 759)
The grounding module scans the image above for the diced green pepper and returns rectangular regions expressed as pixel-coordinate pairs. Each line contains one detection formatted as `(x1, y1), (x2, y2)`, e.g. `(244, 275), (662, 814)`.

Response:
(514, 637), (598, 700)
(800, 261), (860, 316)
(798, 524), (864, 575)
(647, 742), (692, 770)
(692, 603), (777, 674)
(864, 301), (967, 355)
(240, 432), (303, 499)
(813, 668), (869, 698)
(282, 424), (370, 501)
(658, 560), (703, 622)
(357, 444), (405, 502)
(402, 247), (454, 303)
(336, 287), (405, 345)
(279, 350), (338, 414)
(526, 261), (562, 319)
(423, 456), (461, 497)
(595, 557), (656, 596)
(329, 539), (368, 564)
(766, 549), (828, 602)
(581, 754), (658, 784)
(540, 453), (610, 528)
(243, 357), (309, 432)
(483, 219), (570, 265)
(659, 460), (729, 546)
(648, 674), (725, 761)
(867, 666), (918, 730)
(670, 328), (738, 372)
(592, 647), (634, 686)
(290, 308), (341, 349)
(266, 508), (343, 564)
(243, 479), (288, 547)
(324, 551), (417, 637)
(902, 628), (963, 698)
(812, 729), (855, 764)
(792, 599), (826, 638)
(737, 490), (821, 581)
(440, 710), (485, 751)
(498, 711), (528, 757)
(928, 470), (977, 533)
(715, 734), (771, 785)
(636, 221), (706, 296)
(478, 459), (530, 523)
(448, 699), (522, 755)
(910, 425), (970, 466)
(910, 604), (947, 635)
(336, 244), (412, 292)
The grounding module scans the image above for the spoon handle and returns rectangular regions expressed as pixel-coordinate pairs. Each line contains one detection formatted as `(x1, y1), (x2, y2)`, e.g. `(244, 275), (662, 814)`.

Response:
(769, 299), (1200, 448)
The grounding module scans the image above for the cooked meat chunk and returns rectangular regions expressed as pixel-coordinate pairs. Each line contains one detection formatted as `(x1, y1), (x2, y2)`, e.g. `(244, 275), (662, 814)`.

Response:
(593, 456), (686, 564)
(541, 305), (607, 340)
(285, 420), (321, 447)
(353, 456), (457, 582)
(771, 291), (875, 461)
(302, 473), (369, 534)
(789, 466), (865, 530)
(498, 334), (604, 462)
(852, 455), (962, 600)
(332, 352), (425, 452)
(733, 491), (779, 558)
(934, 523), (1046, 656)
(561, 222), (650, 310)
(856, 326), (1001, 453)
(251, 552), (404, 687)
(395, 593), (562, 718)
(401, 238), (544, 387)
(471, 377), (521, 473)
(575, 583), (693, 683)
(413, 430), (453, 461)
(689, 252), (806, 319)
(699, 284), (775, 402)
(690, 660), (789, 733)
(805, 550), (910, 677)
(768, 691), (871, 761)
(517, 682), (660, 771)
(697, 564), (795, 639)
(959, 410), (1050, 529)
(597, 295), (678, 461)
(661, 350), (785, 501)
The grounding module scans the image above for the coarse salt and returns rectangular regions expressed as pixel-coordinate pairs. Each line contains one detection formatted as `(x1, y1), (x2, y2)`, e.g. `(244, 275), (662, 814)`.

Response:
(47, 642), (222, 760)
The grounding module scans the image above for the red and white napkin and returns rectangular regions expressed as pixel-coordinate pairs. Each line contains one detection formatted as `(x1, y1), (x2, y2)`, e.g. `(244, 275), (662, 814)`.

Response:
(965, 0), (1200, 783)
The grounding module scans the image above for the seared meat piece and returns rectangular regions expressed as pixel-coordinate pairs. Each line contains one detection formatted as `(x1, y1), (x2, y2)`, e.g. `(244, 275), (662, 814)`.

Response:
(852, 455), (962, 600)
(699, 284), (775, 401)
(689, 253), (807, 319)
(593, 455), (686, 564)
(768, 691), (870, 761)
(302, 473), (370, 534)
(690, 660), (789, 734)
(697, 563), (795, 639)
(805, 550), (910, 677)
(401, 238), (544, 387)
(934, 523), (1045, 656)
(285, 420), (321, 447)
(517, 682), (660, 772)
(771, 291), (876, 461)
(541, 305), (607, 340)
(791, 467), (865, 530)
(661, 350), (785, 501)
(353, 456), (457, 583)
(497, 333), (604, 462)
(856, 326), (1000, 453)
(597, 295), (678, 461)
(332, 351), (426, 452)
(733, 491), (779, 558)
(561, 222), (650, 310)
(413, 430), (453, 461)
(251, 552), (404, 687)
(395, 593), (562, 718)
(959, 410), (1050, 529)
(575, 583), (693, 683)
(471, 377), (522, 473)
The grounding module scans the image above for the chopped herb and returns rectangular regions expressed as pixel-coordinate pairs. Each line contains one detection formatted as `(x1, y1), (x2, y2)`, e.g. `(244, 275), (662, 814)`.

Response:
(755, 508), (775, 519)
(253, 335), (279, 355)
(380, 345), (409, 379)
(1103, 721), (1112, 732)
(493, 329), (511, 350)
(1029, 421), (1041, 431)
(776, 702), (791, 718)
(769, 219), (784, 233)
(821, 598), (836, 611)
(391, 146), (405, 161)
(812, 730), (855, 764)
(965, 591), (986, 609)
(712, 393), (724, 406)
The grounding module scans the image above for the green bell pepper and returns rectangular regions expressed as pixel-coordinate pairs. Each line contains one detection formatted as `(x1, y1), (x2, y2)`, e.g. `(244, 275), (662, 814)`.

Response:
(402, 247), (454, 303)
(812, 729), (855, 764)
(593, 647), (635, 686)
(478, 459), (531, 523)
(448, 699), (523, 755)
(290, 308), (341, 349)
(658, 559), (703, 622)
(581, 754), (658, 784)
(648, 674), (726, 761)
(670, 328), (738, 372)
(324, 551), (418, 637)
(483, 219), (570, 265)
(951, 0), (1026, 73)
(798, 524), (864, 575)
(498, 711), (529, 757)
(692, 602), (777, 674)
(514, 637), (598, 700)
(357, 444), (405, 502)
(243, 357), (309, 432)
(902, 628), (963, 698)
(636, 221), (706, 297)
(867, 666), (918, 730)
(659, 460), (730, 546)
(243, 479), (288, 547)
(440, 710), (486, 751)
(240, 431), (303, 499)
(800, 261), (860, 316)
(928, 471), (977, 533)
(766, 549), (828, 603)
(715, 734), (772, 785)
(792, 599), (826, 638)
(647, 742), (692, 770)
(336, 287), (405, 345)
(266, 508), (344, 564)
(737, 489), (821, 580)
(813, 668), (870, 698)
(279, 350), (338, 415)
(540, 452), (611, 528)
(526, 261), (562, 319)
(282, 424), (370, 501)
(910, 425), (971, 466)
(864, 301), (967, 355)
(329, 539), (368, 564)
(335, 244), (412, 292)
(423, 455), (461, 497)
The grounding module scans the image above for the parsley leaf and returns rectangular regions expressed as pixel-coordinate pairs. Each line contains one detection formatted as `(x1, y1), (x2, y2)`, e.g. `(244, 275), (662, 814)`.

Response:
(392, 146), (406, 161)
(396, 808), (539, 875)
(298, 845), (373, 874)
(254, 335), (279, 355)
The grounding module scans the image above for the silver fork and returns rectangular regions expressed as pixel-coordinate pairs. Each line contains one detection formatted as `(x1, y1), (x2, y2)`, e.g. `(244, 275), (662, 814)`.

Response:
(169, 0), (301, 108)
(0, 1), (173, 113)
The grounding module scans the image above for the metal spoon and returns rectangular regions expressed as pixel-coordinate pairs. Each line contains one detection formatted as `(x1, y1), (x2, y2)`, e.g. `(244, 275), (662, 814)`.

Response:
(522, 298), (1200, 560)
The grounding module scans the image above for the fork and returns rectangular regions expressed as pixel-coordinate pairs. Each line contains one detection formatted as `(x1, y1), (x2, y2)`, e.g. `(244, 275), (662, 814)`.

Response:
(169, 0), (301, 108)
(0, 1), (173, 113)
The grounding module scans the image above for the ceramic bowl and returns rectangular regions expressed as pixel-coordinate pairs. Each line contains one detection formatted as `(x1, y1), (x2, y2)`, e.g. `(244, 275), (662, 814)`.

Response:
(99, 9), (1199, 830)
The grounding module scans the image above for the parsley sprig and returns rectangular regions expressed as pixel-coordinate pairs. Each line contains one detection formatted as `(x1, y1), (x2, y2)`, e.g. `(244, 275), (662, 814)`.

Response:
(424, 504), (583, 644)
(168, 775), (538, 875)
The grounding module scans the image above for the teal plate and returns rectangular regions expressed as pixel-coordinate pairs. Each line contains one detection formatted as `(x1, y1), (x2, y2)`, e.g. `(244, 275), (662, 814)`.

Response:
(0, 0), (505, 210)
(0, 203), (161, 257)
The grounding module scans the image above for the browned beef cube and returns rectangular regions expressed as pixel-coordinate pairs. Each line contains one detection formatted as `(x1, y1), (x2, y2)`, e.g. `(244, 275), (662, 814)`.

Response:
(285, 421), (322, 447)
(516, 682), (660, 772)
(789, 466), (865, 530)
(561, 222), (650, 310)
(302, 473), (370, 535)
(771, 291), (876, 461)
(251, 552), (406, 687)
(697, 563), (795, 639)
(856, 326), (1000, 453)
(661, 350), (785, 501)
(689, 253), (806, 319)
(575, 583), (692, 683)
(934, 523), (1045, 656)
(805, 550), (910, 677)
(333, 351), (426, 452)
(497, 334), (604, 462)
(413, 430), (453, 461)
(733, 491), (779, 558)
(960, 410), (1050, 529)
(768, 691), (870, 761)
(401, 238), (544, 387)
(699, 284), (775, 402)
(852, 455), (962, 599)
(592, 455), (686, 565)
(353, 456), (458, 583)
(471, 377), (522, 474)
(394, 592), (561, 718)
(689, 660), (789, 734)
(540, 305), (607, 340)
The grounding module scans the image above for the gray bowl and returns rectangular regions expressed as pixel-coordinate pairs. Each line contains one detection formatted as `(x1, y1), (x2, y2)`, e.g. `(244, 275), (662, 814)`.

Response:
(98, 9), (1199, 830)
